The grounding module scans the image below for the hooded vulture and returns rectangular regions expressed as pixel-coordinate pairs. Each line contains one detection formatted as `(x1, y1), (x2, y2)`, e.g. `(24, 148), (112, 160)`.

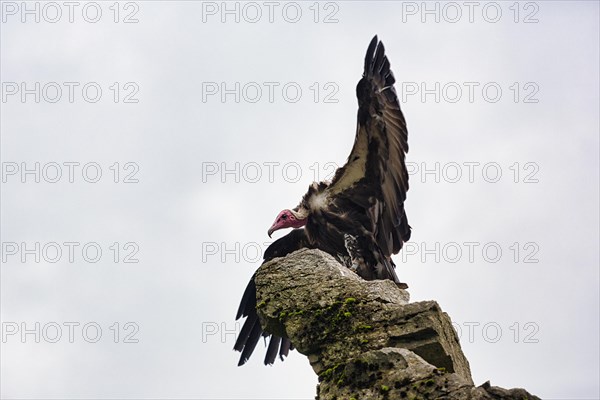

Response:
(234, 35), (411, 366)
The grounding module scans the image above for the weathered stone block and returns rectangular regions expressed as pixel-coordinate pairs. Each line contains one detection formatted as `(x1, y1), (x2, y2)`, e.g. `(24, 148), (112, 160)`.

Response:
(255, 249), (539, 400)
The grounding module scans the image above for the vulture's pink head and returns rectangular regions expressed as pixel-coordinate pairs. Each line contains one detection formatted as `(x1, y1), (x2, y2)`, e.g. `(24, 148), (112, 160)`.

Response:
(268, 209), (307, 238)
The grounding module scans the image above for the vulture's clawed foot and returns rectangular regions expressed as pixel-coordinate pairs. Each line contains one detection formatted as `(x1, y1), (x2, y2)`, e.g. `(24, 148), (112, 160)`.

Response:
(344, 234), (367, 273)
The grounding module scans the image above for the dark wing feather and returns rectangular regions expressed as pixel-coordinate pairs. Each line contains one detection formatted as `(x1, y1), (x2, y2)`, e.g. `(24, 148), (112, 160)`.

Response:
(327, 35), (410, 257)
(264, 335), (281, 365)
(238, 319), (263, 366)
(279, 338), (292, 360)
(235, 273), (257, 320)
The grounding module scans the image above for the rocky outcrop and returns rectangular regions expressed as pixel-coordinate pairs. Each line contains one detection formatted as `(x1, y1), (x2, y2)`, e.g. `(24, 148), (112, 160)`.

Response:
(254, 249), (540, 400)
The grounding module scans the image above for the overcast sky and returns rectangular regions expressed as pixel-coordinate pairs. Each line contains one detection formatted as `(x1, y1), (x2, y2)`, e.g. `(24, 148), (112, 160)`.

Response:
(1, 1), (599, 399)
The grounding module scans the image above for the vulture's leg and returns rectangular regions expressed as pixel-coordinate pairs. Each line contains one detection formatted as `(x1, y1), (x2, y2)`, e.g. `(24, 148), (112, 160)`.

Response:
(344, 234), (368, 276)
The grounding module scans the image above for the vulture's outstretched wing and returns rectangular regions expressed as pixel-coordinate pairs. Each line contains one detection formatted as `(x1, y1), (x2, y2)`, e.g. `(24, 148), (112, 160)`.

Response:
(234, 229), (309, 366)
(327, 35), (410, 257)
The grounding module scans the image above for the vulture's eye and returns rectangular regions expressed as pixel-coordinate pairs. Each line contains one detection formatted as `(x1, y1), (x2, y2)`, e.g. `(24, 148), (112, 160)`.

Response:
(281, 215), (288, 220)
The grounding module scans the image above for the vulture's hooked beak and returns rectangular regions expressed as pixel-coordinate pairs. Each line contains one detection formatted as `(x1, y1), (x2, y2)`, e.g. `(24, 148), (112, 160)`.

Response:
(267, 221), (279, 238)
